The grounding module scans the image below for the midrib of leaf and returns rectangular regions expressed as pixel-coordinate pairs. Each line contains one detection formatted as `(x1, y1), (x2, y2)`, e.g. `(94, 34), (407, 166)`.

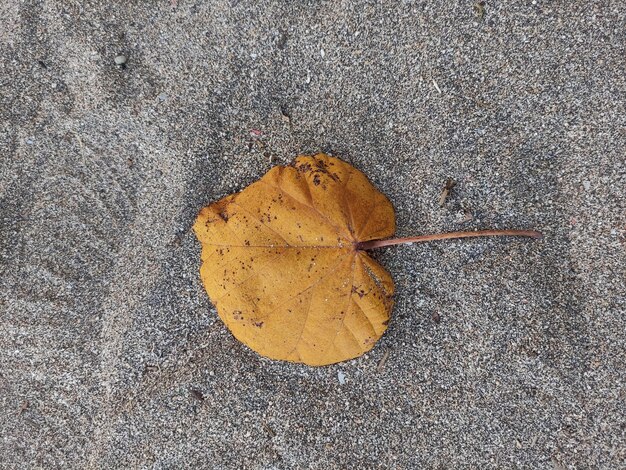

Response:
(204, 243), (353, 249)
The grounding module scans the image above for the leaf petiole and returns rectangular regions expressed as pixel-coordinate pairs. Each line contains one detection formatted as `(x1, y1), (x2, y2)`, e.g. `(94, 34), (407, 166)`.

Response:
(357, 229), (542, 251)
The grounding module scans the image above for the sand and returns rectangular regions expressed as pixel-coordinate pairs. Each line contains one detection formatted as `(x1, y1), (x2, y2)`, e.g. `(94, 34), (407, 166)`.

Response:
(1, 1), (625, 468)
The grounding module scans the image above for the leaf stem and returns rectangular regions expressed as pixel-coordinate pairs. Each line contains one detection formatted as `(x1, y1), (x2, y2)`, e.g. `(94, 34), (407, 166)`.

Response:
(357, 229), (542, 251)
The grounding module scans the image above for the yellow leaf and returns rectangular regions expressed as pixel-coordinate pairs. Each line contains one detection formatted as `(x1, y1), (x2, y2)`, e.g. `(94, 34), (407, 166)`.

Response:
(193, 153), (395, 366)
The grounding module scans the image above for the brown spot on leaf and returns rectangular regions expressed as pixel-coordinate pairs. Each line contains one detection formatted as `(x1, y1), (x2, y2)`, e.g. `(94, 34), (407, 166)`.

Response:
(218, 210), (229, 222)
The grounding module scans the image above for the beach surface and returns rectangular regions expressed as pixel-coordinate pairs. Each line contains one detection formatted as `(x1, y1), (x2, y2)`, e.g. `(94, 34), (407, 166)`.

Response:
(1, 1), (625, 468)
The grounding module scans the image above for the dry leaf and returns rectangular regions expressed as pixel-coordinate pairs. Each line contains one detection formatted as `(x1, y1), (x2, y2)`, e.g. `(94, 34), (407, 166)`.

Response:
(194, 154), (542, 366)
(194, 154), (395, 366)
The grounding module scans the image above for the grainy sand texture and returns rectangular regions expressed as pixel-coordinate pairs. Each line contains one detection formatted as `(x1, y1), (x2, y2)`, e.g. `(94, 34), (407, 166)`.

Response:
(1, 1), (625, 468)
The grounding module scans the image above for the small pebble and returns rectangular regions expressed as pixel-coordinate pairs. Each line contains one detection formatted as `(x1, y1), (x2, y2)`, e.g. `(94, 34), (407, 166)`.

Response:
(582, 180), (591, 191)
(114, 55), (127, 65)
(337, 371), (346, 385)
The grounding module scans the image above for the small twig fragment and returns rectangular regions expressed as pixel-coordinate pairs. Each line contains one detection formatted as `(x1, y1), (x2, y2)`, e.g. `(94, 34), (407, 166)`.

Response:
(376, 350), (390, 373)
(262, 421), (276, 438)
(18, 400), (29, 415)
(438, 178), (456, 206)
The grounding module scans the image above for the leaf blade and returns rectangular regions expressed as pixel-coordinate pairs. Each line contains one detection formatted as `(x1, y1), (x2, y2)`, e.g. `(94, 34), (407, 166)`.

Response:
(194, 154), (396, 365)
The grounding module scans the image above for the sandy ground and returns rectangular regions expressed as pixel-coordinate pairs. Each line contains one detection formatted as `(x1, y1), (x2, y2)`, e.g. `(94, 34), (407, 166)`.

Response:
(1, 1), (625, 468)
